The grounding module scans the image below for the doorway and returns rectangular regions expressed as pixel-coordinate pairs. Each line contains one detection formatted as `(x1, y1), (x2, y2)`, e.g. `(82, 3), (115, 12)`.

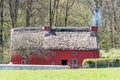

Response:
(61, 60), (67, 65)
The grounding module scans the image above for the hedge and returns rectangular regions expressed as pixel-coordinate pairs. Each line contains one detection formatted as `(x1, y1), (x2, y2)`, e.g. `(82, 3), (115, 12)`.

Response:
(82, 58), (120, 68)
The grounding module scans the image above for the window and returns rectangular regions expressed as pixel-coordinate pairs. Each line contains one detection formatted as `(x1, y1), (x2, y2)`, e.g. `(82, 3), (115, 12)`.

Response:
(51, 62), (55, 65)
(21, 52), (26, 56)
(52, 51), (56, 56)
(21, 60), (26, 64)
(73, 51), (77, 55)
(21, 52), (27, 64)
(61, 60), (67, 65)
(72, 59), (78, 67)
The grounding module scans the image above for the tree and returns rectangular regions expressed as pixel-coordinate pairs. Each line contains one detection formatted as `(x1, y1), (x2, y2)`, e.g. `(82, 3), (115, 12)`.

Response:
(65, 0), (75, 27)
(0, 0), (4, 63)
(26, 0), (33, 27)
(111, 0), (119, 48)
(54, 0), (59, 26)
(9, 0), (19, 28)
(49, 0), (59, 27)
(0, 0), (120, 63)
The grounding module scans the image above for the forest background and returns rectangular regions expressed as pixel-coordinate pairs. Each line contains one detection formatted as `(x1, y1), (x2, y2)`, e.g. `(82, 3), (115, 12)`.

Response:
(0, 0), (120, 63)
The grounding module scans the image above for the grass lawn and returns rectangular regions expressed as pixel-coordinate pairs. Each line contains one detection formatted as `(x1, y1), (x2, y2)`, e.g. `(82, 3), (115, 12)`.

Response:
(0, 68), (120, 80)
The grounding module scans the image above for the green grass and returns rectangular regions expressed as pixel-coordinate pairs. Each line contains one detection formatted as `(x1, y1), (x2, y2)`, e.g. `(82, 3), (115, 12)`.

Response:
(0, 68), (120, 80)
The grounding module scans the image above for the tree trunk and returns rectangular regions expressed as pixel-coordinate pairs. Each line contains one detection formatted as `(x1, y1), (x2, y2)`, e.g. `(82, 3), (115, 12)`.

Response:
(14, 0), (19, 27)
(65, 0), (68, 27)
(9, 0), (15, 28)
(110, 17), (114, 48)
(9, 0), (19, 28)
(49, 0), (59, 27)
(65, 0), (75, 27)
(55, 0), (59, 27)
(49, 0), (52, 27)
(111, 0), (118, 48)
(26, 0), (32, 27)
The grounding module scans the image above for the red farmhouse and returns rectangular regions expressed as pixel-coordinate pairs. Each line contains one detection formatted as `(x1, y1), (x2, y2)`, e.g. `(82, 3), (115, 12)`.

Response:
(11, 26), (99, 67)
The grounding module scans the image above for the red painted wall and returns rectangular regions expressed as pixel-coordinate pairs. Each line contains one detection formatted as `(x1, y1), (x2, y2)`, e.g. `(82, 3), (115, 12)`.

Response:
(11, 50), (99, 67)
(11, 51), (25, 64)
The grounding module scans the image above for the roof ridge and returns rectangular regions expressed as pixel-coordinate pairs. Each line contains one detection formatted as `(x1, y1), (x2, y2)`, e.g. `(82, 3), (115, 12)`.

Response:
(12, 27), (90, 32)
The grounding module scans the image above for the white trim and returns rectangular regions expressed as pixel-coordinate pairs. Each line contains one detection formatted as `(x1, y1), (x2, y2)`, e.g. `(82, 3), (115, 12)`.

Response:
(72, 59), (78, 67)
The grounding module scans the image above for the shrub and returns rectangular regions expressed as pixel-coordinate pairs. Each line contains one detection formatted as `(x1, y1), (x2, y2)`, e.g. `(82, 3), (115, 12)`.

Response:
(113, 59), (120, 67)
(82, 59), (96, 68)
(96, 58), (108, 68)
(82, 58), (120, 68)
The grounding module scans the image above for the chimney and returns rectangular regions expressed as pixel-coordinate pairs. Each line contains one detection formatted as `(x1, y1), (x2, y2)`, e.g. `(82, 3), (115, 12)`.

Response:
(90, 25), (98, 32)
(43, 26), (51, 32)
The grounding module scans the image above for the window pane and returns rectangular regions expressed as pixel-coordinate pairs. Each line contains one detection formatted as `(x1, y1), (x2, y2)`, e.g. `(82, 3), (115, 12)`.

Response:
(52, 52), (56, 56)
(73, 60), (77, 64)
(73, 51), (77, 55)
(21, 60), (26, 64)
